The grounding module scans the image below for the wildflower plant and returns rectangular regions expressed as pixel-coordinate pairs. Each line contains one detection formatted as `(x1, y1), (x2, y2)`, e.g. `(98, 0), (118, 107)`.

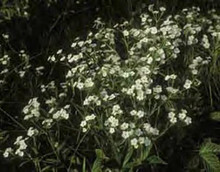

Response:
(1, 4), (220, 171)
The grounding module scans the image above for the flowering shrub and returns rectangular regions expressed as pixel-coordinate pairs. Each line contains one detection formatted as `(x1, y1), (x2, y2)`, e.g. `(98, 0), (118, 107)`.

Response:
(1, 4), (220, 171)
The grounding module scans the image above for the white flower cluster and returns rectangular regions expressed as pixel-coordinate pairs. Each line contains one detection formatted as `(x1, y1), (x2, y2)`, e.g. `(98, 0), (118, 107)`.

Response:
(3, 127), (39, 158)
(3, 147), (13, 158)
(27, 127), (39, 137)
(52, 108), (69, 120)
(23, 98), (40, 120)
(0, 54), (10, 65)
(130, 110), (145, 118)
(189, 56), (211, 75)
(130, 137), (151, 149)
(202, 35), (210, 49)
(14, 136), (28, 157)
(83, 95), (101, 106)
(4, 5), (220, 160)
(165, 74), (177, 81)
(80, 114), (96, 132)
(168, 109), (192, 125)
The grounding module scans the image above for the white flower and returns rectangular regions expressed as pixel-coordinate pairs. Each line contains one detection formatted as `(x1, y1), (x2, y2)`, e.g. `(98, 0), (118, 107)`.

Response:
(135, 129), (143, 136)
(127, 88), (135, 96)
(80, 120), (87, 127)
(151, 27), (158, 34)
(76, 82), (84, 90)
(131, 138), (138, 148)
(192, 69), (198, 75)
(109, 94), (116, 100)
(14, 136), (28, 157)
(3, 148), (13, 158)
(146, 89), (152, 95)
(159, 7), (166, 12)
(42, 119), (53, 127)
(112, 105), (122, 115)
(82, 128), (87, 132)
(165, 74), (177, 81)
(135, 84), (143, 90)
(153, 85), (162, 93)
(144, 137), (151, 146)
(138, 137), (145, 144)
(53, 111), (60, 119)
(84, 78), (94, 88)
(85, 114), (96, 121)
(108, 116), (119, 127)
(168, 112), (175, 119)
(143, 123), (151, 132)
(154, 94), (160, 99)
(129, 123), (136, 129)
(48, 55), (56, 62)
(57, 109), (69, 119)
(120, 122), (129, 130)
(137, 90), (144, 101)
(130, 110), (137, 116)
(57, 49), (62, 54)
(71, 42), (77, 48)
(166, 87), (178, 94)
(178, 112), (186, 120)
(183, 79), (192, 89)
(19, 140), (28, 150)
(122, 131), (130, 139)
(15, 149), (24, 157)
(78, 41), (84, 47)
(2, 34), (9, 39)
(109, 128), (115, 134)
(122, 72), (129, 78)
(170, 117), (177, 124)
(123, 30), (129, 37)
(14, 136), (23, 145)
(184, 117), (192, 125)
(62, 112), (69, 119)
(27, 127), (39, 137)
(147, 57), (153, 64)
(137, 110), (144, 118)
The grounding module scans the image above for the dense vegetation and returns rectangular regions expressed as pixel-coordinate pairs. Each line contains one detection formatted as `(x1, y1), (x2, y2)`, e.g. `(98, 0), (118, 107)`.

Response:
(0, 0), (220, 172)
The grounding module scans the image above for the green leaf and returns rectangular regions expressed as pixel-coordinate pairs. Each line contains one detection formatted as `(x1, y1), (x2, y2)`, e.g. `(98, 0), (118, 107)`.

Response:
(140, 144), (152, 161)
(200, 141), (220, 154)
(82, 157), (86, 172)
(134, 144), (152, 166)
(210, 112), (220, 121)
(124, 144), (152, 169)
(122, 146), (133, 168)
(199, 141), (220, 172)
(91, 149), (107, 172)
(95, 149), (106, 159)
(201, 153), (220, 172)
(147, 155), (167, 165)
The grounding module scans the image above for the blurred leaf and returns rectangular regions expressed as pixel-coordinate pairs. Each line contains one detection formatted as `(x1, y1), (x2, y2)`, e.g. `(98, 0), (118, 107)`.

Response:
(42, 166), (51, 172)
(210, 112), (220, 122)
(187, 156), (200, 169)
(82, 157), (86, 172)
(147, 155), (167, 165)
